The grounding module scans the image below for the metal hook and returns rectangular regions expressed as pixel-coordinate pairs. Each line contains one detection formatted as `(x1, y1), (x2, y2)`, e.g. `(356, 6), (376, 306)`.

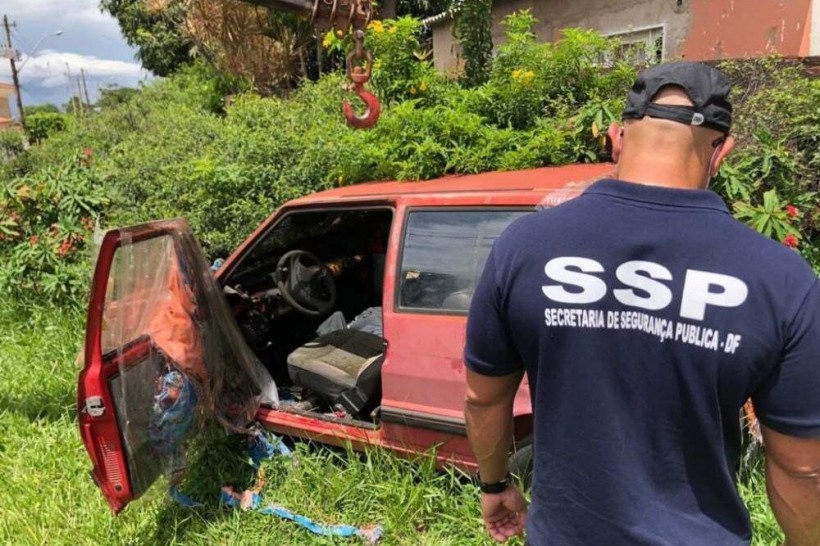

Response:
(343, 85), (380, 129)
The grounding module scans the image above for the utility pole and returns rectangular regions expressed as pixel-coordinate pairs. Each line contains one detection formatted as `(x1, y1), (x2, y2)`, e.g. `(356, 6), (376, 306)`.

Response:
(3, 14), (25, 131)
(80, 68), (91, 110)
(65, 63), (82, 114)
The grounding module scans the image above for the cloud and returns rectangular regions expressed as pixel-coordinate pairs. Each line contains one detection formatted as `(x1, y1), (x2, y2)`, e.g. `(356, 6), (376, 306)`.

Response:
(2, 0), (150, 107)
(5, 0), (109, 23)
(6, 0), (128, 52)
(6, 50), (149, 88)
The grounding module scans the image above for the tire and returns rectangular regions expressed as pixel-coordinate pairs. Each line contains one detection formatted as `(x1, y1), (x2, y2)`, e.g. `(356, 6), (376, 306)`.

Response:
(509, 436), (533, 491)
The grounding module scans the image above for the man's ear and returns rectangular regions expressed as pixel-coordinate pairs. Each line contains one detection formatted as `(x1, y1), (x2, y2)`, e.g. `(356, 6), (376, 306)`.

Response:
(710, 135), (735, 177)
(607, 122), (623, 163)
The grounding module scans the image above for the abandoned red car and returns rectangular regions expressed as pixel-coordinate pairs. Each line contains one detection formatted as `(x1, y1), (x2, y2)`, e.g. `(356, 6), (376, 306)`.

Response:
(78, 163), (615, 512)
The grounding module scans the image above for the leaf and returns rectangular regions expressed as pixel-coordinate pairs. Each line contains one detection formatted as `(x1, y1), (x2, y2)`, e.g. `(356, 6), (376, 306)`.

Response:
(762, 189), (779, 212)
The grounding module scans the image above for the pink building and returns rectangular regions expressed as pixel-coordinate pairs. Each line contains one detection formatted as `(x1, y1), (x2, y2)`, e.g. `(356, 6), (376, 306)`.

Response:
(431, 0), (820, 72)
(0, 82), (16, 130)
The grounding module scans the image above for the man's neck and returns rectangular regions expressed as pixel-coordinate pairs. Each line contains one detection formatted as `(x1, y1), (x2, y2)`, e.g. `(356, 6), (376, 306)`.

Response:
(615, 164), (707, 191)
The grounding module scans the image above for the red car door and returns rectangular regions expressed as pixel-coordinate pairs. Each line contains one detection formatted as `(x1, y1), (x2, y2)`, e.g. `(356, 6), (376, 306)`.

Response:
(78, 219), (275, 513)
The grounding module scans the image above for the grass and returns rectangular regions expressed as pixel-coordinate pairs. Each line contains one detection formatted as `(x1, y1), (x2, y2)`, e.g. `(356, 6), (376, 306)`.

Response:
(0, 299), (784, 545)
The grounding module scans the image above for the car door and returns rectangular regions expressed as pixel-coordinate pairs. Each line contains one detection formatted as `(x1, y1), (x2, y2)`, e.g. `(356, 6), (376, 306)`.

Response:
(381, 207), (534, 447)
(78, 219), (275, 513)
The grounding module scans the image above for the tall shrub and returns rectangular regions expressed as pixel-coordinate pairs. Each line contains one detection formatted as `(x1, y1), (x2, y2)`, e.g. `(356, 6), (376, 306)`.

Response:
(454, 0), (493, 86)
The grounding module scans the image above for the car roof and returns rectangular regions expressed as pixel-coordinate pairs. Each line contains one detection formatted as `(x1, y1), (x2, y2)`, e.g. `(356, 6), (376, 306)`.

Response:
(287, 163), (616, 205)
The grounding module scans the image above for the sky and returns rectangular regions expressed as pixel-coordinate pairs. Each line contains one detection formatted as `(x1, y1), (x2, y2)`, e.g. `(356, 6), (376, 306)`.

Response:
(1, 0), (153, 113)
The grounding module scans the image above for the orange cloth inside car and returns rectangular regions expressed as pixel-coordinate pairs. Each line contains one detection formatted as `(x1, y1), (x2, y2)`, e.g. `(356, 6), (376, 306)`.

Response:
(144, 249), (208, 385)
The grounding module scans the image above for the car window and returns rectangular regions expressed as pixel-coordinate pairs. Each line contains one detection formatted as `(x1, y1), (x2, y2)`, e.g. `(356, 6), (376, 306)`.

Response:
(102, 235), (175, 355)
(228, 209), (393, 285)
(399, 209), (531, 312)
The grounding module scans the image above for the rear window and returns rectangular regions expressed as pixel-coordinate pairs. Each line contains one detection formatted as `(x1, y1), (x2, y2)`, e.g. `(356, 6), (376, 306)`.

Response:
(102, 235), (175, 355)
(398, 209), (530, 313)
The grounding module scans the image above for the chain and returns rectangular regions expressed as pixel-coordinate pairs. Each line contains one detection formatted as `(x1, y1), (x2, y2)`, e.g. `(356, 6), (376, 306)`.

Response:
(347, 29), (372, 85)
(306, 0), (379, 128)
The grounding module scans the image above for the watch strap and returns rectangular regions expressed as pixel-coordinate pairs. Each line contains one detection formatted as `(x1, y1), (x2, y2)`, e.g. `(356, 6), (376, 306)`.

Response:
(478, 473), (511, 494)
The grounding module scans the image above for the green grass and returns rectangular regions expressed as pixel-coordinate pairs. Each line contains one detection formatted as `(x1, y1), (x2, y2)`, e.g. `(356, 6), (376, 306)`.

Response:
(0, 300), (783, 545)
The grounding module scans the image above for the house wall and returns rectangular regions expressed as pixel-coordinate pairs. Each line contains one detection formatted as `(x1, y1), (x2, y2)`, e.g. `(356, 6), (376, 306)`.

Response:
(809, 0), (820, 54)
(490, 0), (690, 53)
(431, 0), (815, 72)
(682, 0), (812, 60)
(431, 21), (461, 73)
(0, 86), (13, 122)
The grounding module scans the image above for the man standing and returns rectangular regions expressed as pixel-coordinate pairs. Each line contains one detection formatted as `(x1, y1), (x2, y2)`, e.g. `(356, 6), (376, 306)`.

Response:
(464, 62), (820, 545)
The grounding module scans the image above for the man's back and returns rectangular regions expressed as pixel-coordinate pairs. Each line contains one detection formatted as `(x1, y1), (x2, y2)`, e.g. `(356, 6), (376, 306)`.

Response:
(466, 179), (820, 544)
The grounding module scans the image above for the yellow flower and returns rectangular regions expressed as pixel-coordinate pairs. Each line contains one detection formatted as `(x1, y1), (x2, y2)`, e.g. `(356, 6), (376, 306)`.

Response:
(336, 29), (345, 38)
(409, 86), (417, 95)
(388, 25), (397, 34)
(322, 32), (332, 49)
(368, 20), (384, 33)
(512, 68), (535, 85)
(419, 81), (428, 92)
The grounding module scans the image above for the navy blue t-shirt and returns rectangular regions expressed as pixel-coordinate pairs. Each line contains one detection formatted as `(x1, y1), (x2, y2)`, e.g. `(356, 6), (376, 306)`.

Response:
(465, 179), (820, 545)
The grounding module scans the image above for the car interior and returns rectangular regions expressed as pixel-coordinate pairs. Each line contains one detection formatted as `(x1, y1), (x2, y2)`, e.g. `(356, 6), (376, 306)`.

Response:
(223, 208), (393, 426)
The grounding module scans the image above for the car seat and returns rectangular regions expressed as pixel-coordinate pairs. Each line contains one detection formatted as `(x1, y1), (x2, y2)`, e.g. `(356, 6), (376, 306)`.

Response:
(286, 328), (385, 416)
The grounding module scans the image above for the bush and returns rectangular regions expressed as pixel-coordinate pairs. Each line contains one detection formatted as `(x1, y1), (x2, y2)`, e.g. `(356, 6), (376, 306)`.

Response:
(26, 112), (69, 143)
(714, 57), (820, 269)
(0, 130), (25, 161)
(475, 13), (634, 131)
(0, 154), (109, 304)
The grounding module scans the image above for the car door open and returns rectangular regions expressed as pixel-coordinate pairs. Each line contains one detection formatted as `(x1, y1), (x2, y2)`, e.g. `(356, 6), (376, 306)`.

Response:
(78, 219), (276, 513)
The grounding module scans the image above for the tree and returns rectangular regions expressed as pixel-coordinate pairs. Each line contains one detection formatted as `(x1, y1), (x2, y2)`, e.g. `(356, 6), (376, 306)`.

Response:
(96, 84), (139, 109)
(396, 0), (450, 18)
(453, 0), (493, 86)
(24, 104), (59, 115)
(100, 0), (193, 76)
(63, 96), (86, 115)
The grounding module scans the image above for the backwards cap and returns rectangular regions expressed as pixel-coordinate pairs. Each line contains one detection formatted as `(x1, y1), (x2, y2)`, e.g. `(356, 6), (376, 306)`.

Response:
(623, 61), (733, 134)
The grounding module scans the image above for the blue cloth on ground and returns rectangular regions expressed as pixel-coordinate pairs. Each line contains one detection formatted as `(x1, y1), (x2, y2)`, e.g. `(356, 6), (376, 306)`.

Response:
(171, 430), (382, 543)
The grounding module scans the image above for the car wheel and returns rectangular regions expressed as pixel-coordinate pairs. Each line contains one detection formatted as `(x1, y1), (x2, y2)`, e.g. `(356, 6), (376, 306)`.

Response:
(509, 435), (533, 491)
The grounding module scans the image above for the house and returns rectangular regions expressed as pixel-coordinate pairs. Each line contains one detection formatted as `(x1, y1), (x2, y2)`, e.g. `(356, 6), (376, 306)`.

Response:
(430, 0), (820, 73)
(0, 82), (16, 130)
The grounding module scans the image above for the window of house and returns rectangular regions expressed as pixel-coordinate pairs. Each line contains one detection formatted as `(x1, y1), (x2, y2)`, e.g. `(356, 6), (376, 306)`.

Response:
(602, 26), (665, 66)
(398, 209), (531, 313)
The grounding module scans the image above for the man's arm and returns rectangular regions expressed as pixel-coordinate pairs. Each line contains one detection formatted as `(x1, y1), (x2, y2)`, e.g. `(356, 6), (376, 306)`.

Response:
(465, 368), (527, 542)
(760, 424), (820, 546)
(465, 369), (523, 482)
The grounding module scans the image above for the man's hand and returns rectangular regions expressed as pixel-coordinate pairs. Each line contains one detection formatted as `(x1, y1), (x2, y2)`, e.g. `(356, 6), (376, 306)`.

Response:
(481, 485), (528, 542)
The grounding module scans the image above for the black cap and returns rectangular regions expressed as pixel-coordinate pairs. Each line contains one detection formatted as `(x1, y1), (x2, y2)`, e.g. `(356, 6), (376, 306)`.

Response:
(623, 61), (732, 134)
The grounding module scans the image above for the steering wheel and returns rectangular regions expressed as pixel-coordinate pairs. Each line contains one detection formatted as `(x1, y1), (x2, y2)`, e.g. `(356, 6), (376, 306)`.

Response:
(274, 250), (337, 316)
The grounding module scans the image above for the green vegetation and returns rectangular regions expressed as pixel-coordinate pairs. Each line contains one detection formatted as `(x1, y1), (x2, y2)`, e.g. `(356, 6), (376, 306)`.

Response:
(2, 14), (814, 309)
(454, 0), (494, 86)
(0, 299), (783, 545)
(100, 0), (194, 77)
(25, 112), (69, 143)
(24, 103), (60, 116)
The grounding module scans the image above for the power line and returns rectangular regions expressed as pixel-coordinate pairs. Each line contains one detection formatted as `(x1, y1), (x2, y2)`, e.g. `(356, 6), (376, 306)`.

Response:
(11, 27), (32, 52)
(18, 83), (58, 105)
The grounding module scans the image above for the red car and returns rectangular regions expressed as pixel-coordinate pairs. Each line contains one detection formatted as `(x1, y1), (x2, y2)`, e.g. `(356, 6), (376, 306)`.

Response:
(78, 163), (615, 512)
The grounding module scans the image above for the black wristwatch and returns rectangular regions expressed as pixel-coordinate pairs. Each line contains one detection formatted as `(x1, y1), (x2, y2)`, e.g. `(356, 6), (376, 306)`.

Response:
(478, 473), (511, 494)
